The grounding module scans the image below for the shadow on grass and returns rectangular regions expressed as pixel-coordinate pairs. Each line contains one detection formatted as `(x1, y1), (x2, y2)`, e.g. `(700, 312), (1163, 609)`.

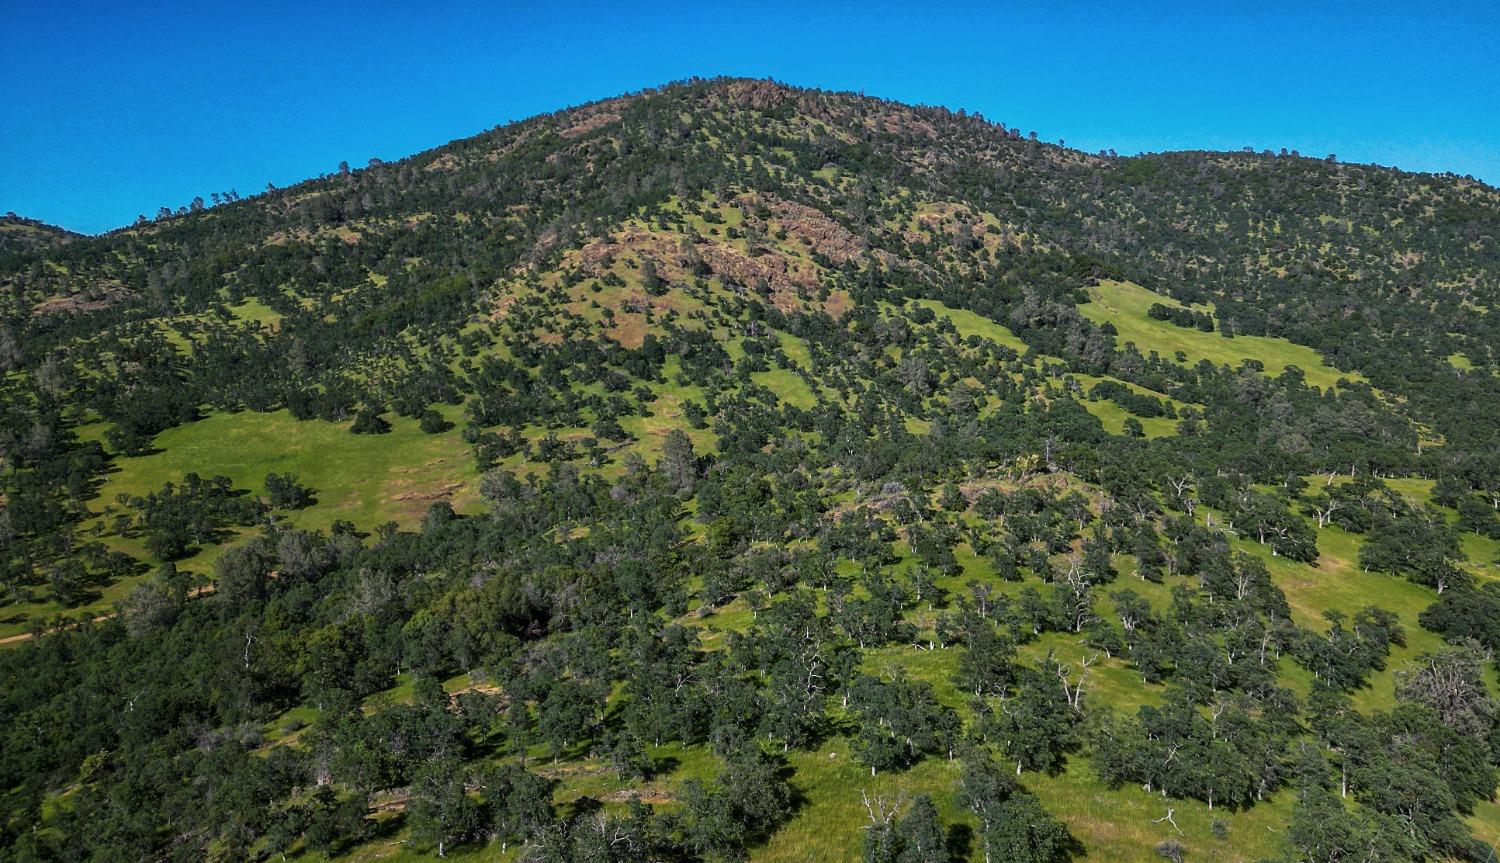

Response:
(946, 822), (974, 862)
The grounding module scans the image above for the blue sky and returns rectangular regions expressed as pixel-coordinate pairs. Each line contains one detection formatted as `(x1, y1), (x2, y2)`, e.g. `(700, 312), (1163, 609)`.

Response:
(3, 1), (1497, 234)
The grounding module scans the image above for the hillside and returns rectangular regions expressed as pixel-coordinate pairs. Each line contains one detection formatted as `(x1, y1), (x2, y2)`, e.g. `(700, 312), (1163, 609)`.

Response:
(1, 77), (1498, 862)
(0, 214), (78, 258)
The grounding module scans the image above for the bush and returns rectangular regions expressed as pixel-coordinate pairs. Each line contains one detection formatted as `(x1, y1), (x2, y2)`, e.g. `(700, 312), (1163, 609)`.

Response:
(418, 409), (451, 434)
(350, 408), (391, 435)
(264, 472), (314, 509)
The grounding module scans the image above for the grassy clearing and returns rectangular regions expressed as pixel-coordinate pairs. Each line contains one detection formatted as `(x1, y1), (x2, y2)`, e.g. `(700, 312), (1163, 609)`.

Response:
(1080, 280), (1360, 391)
(752, 367), (818, 409)
(229, 297), (283, 328)
(92, 408), (480, 533)
(1078, 398), (1176, 438)
(776, 331), (812, 370)
(695, 533), (1309, 861)
(908, 298), (1029, 354)
(1068, 373), (1183, 438)
(0, 532), (245, 641)
(0, 409), (479, 641)
(1238, 523), (1451, 714)
(1470, 796), (1500, 852)
(611, 356), (717, 467)
(753, 739), (1289, 863)
(761, 644), (1287, 862)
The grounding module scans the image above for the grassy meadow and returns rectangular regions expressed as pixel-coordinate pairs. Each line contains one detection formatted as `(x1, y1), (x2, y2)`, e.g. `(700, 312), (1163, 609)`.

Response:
(1079, 280), (1362, 392)
(1, 406), (478, 640)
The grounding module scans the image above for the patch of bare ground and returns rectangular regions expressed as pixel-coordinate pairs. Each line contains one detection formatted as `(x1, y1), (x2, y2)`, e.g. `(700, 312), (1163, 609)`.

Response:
(604, 787), (675, 805)
(369, 789), (410, 814)
(31, 283), (133, 315)
(488, 292), (518, 321)
(389, 481), (465, 503)
(607, 313), (649, 349)
(422, 153), (460, 172)
(823, 289), (852, 317)
(956, 470), (1086, 505)
(558, 211), (856, 328)
(861, 106), (939, 140)
(695, 241), (819, 312)
(577, 228), (683, 270)
(719, 79), (799, 111)
(559, 103), (626, 138)
(536, 762), (608, 780)
(738, 192), (865, 264)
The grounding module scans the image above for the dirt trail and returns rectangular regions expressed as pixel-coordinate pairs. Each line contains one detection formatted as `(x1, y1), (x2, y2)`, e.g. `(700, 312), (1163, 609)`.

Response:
(0, 584), (216, 646)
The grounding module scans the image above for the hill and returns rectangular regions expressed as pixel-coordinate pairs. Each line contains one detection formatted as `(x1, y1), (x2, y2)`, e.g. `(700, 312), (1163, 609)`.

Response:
(1, 78), (1498, 862)
(0, 213), (78, 258)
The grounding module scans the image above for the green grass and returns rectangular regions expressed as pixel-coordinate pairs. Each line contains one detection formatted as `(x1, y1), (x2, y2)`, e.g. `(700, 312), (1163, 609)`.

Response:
(1240, 521), (1451, 713)
(0, 534), (243, 642)
(901, 302), (1192, 446)
(611, 356), (716, 466)
(751, 691), (1288, 863)
(0, 408), (479, 641)
(752, 367), (818, 409)
(776, 331), (812, 370)
(229, 297), (283, 327)
(907, 298), (1029, 353)
(1470, 796), (1500, 853)
(1080, 280), (1361, 391)
(93, 408), (480, 533)
(1068, 373), (1183, 438)
(141, 467), (1500, 861)
(1078, 398), (1175, 438)
(727, 529), (1313, 862)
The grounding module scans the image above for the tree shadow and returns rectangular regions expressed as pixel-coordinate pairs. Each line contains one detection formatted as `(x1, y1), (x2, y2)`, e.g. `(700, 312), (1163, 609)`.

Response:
(945, 822), (974, 862)
(559, 794), (604, 822)
(363, 809), (406, 845)
(799, 712), (856, 750)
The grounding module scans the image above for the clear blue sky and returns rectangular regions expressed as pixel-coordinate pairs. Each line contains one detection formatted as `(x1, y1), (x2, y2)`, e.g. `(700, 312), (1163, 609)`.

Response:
(3, 1), (1497, 234)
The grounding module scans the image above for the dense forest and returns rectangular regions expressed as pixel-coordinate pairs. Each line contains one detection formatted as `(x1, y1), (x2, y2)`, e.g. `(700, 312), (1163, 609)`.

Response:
(1, 77), (1498, 862)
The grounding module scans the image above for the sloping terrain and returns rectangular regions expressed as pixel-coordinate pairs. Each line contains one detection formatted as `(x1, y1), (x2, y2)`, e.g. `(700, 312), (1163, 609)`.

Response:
(1, 78), (1498, 862)
(0, 214), (78, 258)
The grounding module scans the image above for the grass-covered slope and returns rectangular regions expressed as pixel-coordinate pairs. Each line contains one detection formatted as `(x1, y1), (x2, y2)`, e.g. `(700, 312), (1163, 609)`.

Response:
(1079, 280), (1364, 392)
(1, 78), (1498, 862)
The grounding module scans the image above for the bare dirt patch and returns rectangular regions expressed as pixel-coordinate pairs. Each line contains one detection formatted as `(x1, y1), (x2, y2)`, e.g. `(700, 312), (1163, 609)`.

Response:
(560, 108), (623, 138)
(740, 193), (865, 264)
(390, 481), (465, 503)
(31, 282), (133, 316)
(604, 787), (676, 805)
